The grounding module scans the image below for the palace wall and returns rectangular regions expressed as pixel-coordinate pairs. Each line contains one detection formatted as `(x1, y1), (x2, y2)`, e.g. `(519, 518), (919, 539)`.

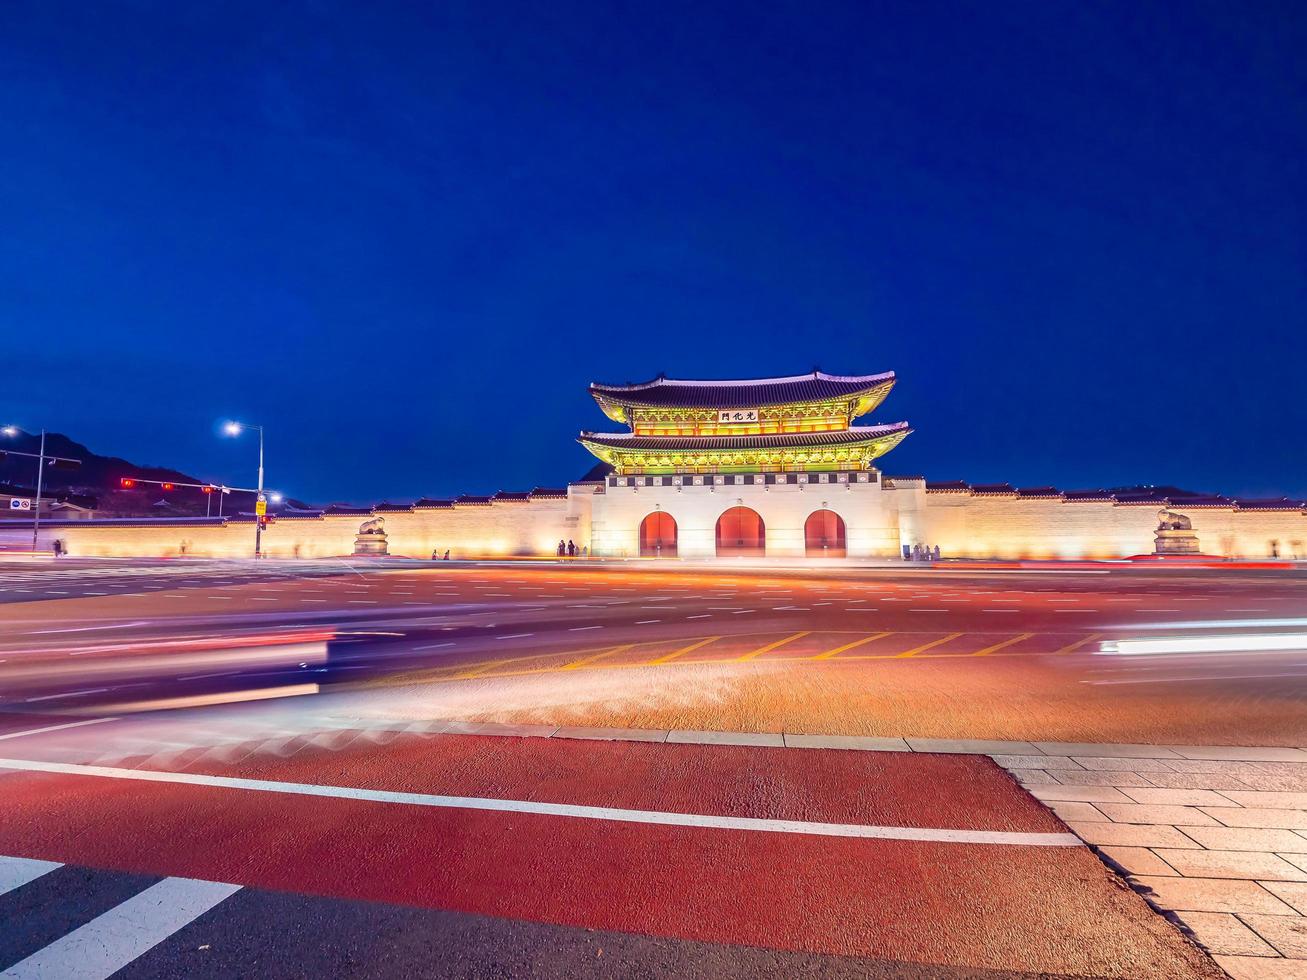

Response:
(19, 478), (1306, 561)
(894, 484), (1307, 560)
(34, 493), (593, 560)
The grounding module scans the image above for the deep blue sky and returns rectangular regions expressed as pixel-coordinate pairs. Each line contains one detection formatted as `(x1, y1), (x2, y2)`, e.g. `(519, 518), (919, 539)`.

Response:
(2, 2), (1303, 503)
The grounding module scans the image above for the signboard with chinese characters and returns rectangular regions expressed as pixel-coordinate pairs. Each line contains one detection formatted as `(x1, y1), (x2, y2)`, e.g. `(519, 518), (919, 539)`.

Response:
(716, 409), (759, 424)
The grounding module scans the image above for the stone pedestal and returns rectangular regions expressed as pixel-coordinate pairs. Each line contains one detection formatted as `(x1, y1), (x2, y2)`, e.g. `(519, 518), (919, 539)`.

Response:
(1154, 528), (1200, 555)
(354, 533), (389, 556)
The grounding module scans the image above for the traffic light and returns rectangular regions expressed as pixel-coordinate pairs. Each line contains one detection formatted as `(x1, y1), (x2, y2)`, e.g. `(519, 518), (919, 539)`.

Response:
(202, 485), (215, 494)
(120, 478), (136, 489)
(161, 482), (175, 491)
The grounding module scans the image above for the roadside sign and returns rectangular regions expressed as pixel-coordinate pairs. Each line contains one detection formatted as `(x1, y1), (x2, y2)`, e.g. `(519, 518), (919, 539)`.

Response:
(255, 499), (267, 516)
(8, 498), (31, 511)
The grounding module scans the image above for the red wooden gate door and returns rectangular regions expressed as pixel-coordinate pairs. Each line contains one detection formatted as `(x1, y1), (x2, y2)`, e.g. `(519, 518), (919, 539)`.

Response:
(716, 506), (765, 557)
(639, 512), (678, 557)
(804, 509), (847, 557)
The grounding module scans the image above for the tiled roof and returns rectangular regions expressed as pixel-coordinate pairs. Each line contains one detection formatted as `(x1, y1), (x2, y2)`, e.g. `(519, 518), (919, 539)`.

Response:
(1169, 495), (1234, 508)
(925, 480), (970, 493)
(1234, 498), (1306, 511)
(454, 494), (493, 505)
(1017, 486), (1063, 498)
(413, 498), (454, 509)
(970, 483), (1018, 496)
(493, 491), (531, 502)
(529, 487), (568, 498)
(578, 422), (910, 452)
(322, 505), (373, 516)
(373, 503), (414, 513)
(589, 371), (894, 409)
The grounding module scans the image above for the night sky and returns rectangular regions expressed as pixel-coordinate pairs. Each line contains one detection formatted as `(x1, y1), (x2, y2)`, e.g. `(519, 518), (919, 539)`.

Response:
(2, 3), (1303, 504)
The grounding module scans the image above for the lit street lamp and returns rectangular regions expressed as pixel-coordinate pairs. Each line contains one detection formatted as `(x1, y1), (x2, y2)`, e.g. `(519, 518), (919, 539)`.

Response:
(223, 420), (266, 558)
(2, 426), (82, 553)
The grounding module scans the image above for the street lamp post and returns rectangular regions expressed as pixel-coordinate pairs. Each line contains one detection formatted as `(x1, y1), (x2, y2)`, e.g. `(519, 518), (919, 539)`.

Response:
(3, 426), (59, 552)
(224, 421), (266, 558)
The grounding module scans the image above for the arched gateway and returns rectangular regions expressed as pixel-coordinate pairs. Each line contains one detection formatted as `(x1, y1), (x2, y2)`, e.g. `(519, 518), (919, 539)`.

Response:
(639, 511), (677, 557)
(804, 509), (847, 557)
(716, 506), (765, 557)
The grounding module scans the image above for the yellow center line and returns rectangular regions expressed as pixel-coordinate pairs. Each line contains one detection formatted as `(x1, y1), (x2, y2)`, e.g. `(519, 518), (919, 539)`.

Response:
(970, 632), (1034, 657)
(812, 632), (892, 660)
(562, 644), (632, 671)
(895, 632), (963, 658)
(736, 631), (810, 662)
(1054, 633), (1102, 655)
(649, 636), (721, 665)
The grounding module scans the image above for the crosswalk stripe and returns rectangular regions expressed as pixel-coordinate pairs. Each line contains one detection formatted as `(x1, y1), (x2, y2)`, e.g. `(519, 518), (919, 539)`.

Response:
(0, 856), (61, 897)
(0, 876), (241, 980)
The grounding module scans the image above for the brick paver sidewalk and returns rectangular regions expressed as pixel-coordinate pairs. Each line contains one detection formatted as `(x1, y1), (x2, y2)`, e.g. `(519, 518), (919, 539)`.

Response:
(1003, 743), (1307, 979)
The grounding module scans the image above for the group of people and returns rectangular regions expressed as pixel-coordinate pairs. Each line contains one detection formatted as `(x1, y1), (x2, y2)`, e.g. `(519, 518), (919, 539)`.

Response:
(429, 549), (451, 560)
(556, 539), (586, 558)
(903, 543), (942, 562)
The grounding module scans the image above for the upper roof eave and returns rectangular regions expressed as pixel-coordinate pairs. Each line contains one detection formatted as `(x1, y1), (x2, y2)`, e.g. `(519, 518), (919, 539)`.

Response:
(589, 370), (896, 413)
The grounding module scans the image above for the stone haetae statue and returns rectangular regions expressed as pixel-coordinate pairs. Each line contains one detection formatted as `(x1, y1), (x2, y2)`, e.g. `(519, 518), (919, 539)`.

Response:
(354, 516), (389, 556)
(1156, 509), (1193, 532)
(1154, 509), (1199, 555)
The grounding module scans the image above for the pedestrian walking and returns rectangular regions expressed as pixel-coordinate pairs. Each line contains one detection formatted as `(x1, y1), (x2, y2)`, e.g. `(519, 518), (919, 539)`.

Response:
(567, 539), (576, 557)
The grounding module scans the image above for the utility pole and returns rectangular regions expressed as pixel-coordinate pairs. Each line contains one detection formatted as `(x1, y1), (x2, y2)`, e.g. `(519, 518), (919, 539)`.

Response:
(32, 429), (46, 552)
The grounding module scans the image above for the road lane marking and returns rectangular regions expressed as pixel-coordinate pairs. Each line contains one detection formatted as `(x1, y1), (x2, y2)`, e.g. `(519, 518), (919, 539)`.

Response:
(1054, 633), (1102, 655)
(649, 636), (720, 665)
(896, 633), (964, 658)
(496, 633), (534, 640)
(737, 631), (810, 662)
(1, 855), (62, 897)
(0, 718), (118, 742)
(0, 762), (1081, 847)
(971, 633), (1034, 657)
(0, 874), (242, 980)
(568, 625), (603, 632)
(562, 645), (632, 671)
(813, 633), (891, 660)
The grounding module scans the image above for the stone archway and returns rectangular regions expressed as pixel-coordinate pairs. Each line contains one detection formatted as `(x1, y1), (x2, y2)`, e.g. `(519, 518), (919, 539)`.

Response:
(804, 509), (847, 557)
(639, 511), (678, 557)
(716, 506), (765, 557)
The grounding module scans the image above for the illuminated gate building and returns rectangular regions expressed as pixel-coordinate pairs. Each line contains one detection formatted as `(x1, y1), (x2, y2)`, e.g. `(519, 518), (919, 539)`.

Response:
(579, 371), (913, 559)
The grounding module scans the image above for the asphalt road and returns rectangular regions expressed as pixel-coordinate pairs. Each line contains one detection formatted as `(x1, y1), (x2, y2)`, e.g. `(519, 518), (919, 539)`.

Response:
(0, 557), (1301, 977)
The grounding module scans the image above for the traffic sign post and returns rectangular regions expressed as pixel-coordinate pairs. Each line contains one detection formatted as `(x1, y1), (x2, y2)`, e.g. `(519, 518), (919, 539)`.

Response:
(9, 498), (31, 511)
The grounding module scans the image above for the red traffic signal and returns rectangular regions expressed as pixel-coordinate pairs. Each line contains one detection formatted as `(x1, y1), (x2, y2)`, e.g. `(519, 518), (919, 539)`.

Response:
(202, 485), (215, 494)
(120, 478), (136, 489)
(161, 483), (175, 491)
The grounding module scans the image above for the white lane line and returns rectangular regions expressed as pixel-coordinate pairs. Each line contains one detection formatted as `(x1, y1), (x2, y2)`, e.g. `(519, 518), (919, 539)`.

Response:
(0, 874), (242, 980)
(635, 620), (661, 625)
(414, 642), (455, 651)
(0, 718), (118, 742)
(496, 633), (534, 640)
(686, 614), (712, 620)
(568, 625), (603, 631)
(0, 855), (61, 897)
(982, 609), (1020, 613)
(0, 759), (1081, 848)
